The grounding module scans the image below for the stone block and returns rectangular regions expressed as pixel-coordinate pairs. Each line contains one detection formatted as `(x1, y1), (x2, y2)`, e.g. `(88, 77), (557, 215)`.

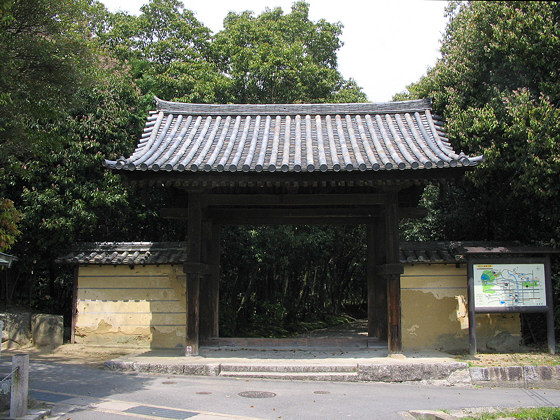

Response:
(0, 313), (31, 348)
(470, 367), (489, 381)
(538, 366), (552, 381)
(31, 314), (63, 347)
(523, 366), (539, 382)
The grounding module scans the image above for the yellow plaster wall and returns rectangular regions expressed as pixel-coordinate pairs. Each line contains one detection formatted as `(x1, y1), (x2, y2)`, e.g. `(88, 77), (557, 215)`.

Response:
(75, 262), (522, 351)
(402, 264), (521, 352)
(75, 265), (186, 348)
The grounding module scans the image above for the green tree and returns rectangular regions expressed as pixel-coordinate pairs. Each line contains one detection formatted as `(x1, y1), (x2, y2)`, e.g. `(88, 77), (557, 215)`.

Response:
(0, 199), (22, 252)
(220, 225), (365, 337)
(0, 0), (98, 164)
(99, 0), (228, 103)
(398, 1), (560, 245)
(0, 0), (177, 313)
(212, 1), (366, 103)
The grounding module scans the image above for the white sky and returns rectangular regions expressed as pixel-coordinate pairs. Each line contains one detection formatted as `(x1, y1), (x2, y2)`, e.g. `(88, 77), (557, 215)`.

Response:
(100, 0), (448, 102)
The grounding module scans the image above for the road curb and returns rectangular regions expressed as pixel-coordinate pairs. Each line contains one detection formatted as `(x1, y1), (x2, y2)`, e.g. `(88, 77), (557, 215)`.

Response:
(470, 365), (560, 388)
(105, 358), (560, 388)
(105, 359), (473, 385)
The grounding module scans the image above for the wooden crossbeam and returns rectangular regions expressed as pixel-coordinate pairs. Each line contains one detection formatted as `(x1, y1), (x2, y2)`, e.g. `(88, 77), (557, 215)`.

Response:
(201, 193), (385, 206)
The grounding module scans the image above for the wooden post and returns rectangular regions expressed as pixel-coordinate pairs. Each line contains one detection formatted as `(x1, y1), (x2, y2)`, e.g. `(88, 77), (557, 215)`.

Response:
(199, 220), (220, 340)
(10, 354), (29, 418)
(467, 258), (477, 355)
(209, 223), (221, 337)
(185, 193), (203, 356)
(545, 255), (556, 354)
(367, 224), (376, 338)
(199, 219), (212, 341)
(385, 191), (402, 353)
(71, 266), (78, 344)
(373, 217), (388, 341)
(186, 273), (200, 355)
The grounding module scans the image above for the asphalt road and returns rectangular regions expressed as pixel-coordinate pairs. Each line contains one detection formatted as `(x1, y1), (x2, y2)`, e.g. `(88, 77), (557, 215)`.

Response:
(2, 360), (560, 419)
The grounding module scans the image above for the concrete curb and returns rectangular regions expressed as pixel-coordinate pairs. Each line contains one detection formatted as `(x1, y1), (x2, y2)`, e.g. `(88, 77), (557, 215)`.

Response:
(105, 359), (472, 385)
(105, 358), (560, 388)
(104, 360), (221, 376)
(358, 362), (469, 383)
(12, 407), (51, 420)
(470, 365), (560, 388)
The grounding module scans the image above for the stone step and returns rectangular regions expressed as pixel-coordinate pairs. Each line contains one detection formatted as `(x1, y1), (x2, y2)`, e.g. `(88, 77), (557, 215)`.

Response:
(202, 337), (383, 350)
(220, 364), (357, 373)
(219, 370), (359, 382)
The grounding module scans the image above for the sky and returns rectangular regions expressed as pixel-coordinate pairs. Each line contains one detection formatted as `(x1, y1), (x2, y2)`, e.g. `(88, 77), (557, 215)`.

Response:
(100, 0), (449, 102)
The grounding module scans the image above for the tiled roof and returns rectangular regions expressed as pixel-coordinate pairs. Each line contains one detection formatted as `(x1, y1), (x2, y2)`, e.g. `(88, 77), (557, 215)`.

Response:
(0, 252), (17, 268)
(400, 242), (465, 264)
(104, 98), (483, 174)
(56, 242), (187, 266)
(58, 242), (556, 266)
(58, 242), (472, 266)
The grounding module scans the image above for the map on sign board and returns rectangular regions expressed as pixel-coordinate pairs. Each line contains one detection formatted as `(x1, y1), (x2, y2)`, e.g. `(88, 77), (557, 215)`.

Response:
(473, 263), (547, 308)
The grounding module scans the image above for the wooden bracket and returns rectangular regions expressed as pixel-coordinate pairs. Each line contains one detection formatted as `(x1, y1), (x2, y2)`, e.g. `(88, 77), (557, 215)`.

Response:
(183, 262), (209, 275)
(375, 264), (404, 276)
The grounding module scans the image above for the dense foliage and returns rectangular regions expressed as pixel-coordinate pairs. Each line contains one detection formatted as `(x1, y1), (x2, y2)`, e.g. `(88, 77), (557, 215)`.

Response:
(220, 226), (366, 337)
(398, 1), (560, 245)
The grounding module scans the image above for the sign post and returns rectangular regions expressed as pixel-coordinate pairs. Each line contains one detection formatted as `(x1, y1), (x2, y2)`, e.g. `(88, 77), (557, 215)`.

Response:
(468, 257), (555, 355)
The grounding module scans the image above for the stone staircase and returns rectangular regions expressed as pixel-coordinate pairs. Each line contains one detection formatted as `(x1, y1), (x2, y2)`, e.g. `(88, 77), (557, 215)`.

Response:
(218, 363), (359, 381)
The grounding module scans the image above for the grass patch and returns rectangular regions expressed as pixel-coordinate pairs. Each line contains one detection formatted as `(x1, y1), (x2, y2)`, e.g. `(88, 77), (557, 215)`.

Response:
(454, 352), (560, 368)
(463, 407), (560, 420)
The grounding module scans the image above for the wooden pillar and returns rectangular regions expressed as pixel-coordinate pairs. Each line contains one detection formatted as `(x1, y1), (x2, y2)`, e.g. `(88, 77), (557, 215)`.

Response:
(209, 223), (221, 337)
(467, 257), (477, 355)
(200, 221), (220, 340)
(199, 219), (212, 341)
(185, 193), (204, 356)
(385, 190), (403, 353)
(545, 255), (556, 354)
(368, 222), (387, 340)
(367, 224), (375, 338)
(71, 266), (79, 344)
(374, 217), (388, 341)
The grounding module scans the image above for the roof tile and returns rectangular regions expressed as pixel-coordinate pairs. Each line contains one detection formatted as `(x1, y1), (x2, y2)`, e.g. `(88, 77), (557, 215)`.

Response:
(104, 98), (483, 173)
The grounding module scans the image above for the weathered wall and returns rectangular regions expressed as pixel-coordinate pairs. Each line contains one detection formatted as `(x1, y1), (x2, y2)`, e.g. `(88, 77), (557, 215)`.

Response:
(76, 263), (521, 351)
(75, 265), (186, 348)
(401, 264), (521, 352)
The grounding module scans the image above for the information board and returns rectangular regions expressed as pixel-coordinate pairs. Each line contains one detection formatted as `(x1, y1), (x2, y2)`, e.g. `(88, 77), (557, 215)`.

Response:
(473, 262), (547, 309)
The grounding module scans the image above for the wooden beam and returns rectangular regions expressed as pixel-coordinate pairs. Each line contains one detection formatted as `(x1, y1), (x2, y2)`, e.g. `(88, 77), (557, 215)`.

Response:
(186, 271), (200, 356)
(201, 193), (385, 207)
(211, 216), (379, 225)
(199, 219), (212, 341)
(209, 223), (221, 338)
(163, 206), (425, 221)
(208, 207), (381, 224)
(367, 225), (376, 338)
(185, 193), (203, 356)
(199, 221), (221, 340)
(71, 266), (79, 344)
(373, 216), (387, 341)
(385, 190), (403, 353)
